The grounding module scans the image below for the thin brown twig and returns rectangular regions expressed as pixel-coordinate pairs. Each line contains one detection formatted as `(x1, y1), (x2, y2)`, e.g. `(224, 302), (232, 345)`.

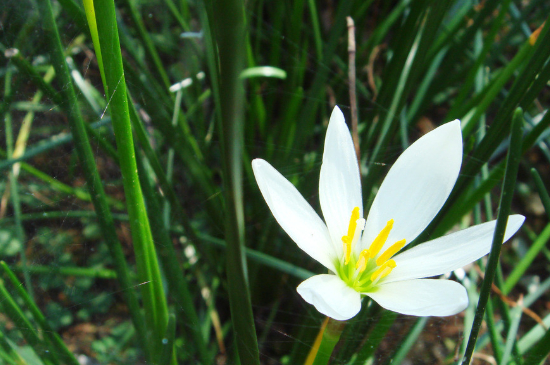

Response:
(366, 44), (384, 100)
(347, 16), (360, 167)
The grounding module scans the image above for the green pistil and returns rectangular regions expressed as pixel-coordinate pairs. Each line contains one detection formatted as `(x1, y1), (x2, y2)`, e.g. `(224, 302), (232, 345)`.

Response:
(336, 255), (380, 292)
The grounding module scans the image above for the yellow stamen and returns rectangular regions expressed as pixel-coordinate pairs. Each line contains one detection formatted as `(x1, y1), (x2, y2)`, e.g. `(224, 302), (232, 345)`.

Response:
(355, 249), (370, 272)
(342, 207), (360, 264)
(376, 239), (407, 266)
(370, 259), (396, 282)
(368, 219), (394, 258)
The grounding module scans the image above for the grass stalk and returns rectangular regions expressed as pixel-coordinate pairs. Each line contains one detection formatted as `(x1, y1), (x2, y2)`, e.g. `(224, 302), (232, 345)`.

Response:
(309, 318), (346, 365)
(38, 0), (150, 357)
(91, 0), (169, 358)
(0, 262), (80, 365)
(461, 108), (524, 364)
(523, 327), (550, 365)
(136, 150), (210, 363)
(0, 280), (58, 365)
(210, 0), (260, 362)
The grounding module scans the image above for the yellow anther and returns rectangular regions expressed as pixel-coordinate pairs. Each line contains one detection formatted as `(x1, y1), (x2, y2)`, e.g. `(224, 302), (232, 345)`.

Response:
(342, 237), (352, 265)
(370, 259), (396, 282)
(346, 207), (360, 238)
(368, 219), (394, 258)
(355, 249), (370, 272)
(342, 207), (360, 265)
(376, 239), (407, 266)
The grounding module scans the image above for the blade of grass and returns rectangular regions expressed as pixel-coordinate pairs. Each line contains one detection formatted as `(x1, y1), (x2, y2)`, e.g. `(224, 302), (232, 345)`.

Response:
(92, 0), (170, 358)
(0, 262), (80, 365)
(461, 108), (524, 364)
(38, 0), (149, 357)
(0, 280), (58, 365)
(3, 69), (33, 300)
(531, 168), (550, 220)
(350, 310), (398, 365)
(136, 150), (210, 363)
(503, 222), (550, 295)
(211, 0), (260, 361)
(500, 305), (523, 365)
(0, 328), (28, 365)
(523, 328), (550, 365)
(159, 313), (177, 365)
(310, 319), (346, 365)
(384, 317), (428, 365)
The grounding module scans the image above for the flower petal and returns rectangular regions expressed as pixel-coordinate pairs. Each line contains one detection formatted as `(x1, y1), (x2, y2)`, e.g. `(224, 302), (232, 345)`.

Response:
(362, 120), (462, 254)
(366, 279), (468, 316)
(319, 107), (363, 256)
(386, 215), (525, 283)
(297, 274), (362, 320)
(252, 159), (337, 271)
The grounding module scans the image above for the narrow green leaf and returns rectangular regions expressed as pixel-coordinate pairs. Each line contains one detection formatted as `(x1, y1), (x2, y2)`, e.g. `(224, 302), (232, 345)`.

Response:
(461, 108), (524, 364)
(523, 328), (550, 365)
(38, 0), (149, 356)
(0, 262), (80, 365)
(158, 313), (177, 365)
(211, 0), (260, 363)
(311, 319), (346, 365)
(531, 168), (550, 220)
(92, 0), (169, 358)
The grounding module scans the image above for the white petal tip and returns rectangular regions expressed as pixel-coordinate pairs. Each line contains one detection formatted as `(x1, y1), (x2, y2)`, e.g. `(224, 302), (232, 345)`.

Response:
(297, 275), (361, 321)
(251, 158), (265, 168)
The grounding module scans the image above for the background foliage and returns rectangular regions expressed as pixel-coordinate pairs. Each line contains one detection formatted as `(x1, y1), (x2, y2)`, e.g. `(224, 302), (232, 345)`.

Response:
(1, 0), (550, 364)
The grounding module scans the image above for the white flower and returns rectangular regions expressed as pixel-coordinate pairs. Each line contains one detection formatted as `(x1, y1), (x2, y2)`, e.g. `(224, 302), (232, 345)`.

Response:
(252, 107), (524, 321)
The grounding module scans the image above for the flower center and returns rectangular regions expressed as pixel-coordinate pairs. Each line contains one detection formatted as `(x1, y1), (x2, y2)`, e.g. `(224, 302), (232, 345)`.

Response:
(337, 207), (406, 292)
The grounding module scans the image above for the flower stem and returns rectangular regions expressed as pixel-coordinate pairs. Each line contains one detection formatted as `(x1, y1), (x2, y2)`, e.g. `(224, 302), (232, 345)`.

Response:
(306, 318), (346, 365)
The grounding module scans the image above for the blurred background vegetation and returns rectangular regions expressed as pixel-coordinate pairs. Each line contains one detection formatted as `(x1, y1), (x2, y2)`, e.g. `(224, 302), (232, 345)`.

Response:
(1, 0), (550, 364)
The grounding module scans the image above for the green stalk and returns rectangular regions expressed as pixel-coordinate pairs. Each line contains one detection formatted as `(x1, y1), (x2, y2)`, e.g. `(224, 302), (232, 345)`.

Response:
(351, 310), (398, 364)
(210, 0), (260, 363)
(3, 70), (34, 301)
(158, 313), (177, 365)
(384, 317), (428, 365)
(117, 0), (170, 88)
(38, 0), (149, 357)
(461, 108), (524, 364)
(0, 262), (80, 365)
(523, 328), (550, 365)
(136, 149), (210, 363)
(92, 0), (169, 358)
(503, 223), (550, 295)
(0, 328), (27, 365)
(0, 280), (58, 365)
(310, 319), (346, 365)
(531, 168), (550, 220)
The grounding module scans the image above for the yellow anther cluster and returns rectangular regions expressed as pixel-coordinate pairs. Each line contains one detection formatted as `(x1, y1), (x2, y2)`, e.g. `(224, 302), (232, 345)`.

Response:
(353, 219), (405, 289)
(342, 207), (360, 264)
(338, 212), (405, 290)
